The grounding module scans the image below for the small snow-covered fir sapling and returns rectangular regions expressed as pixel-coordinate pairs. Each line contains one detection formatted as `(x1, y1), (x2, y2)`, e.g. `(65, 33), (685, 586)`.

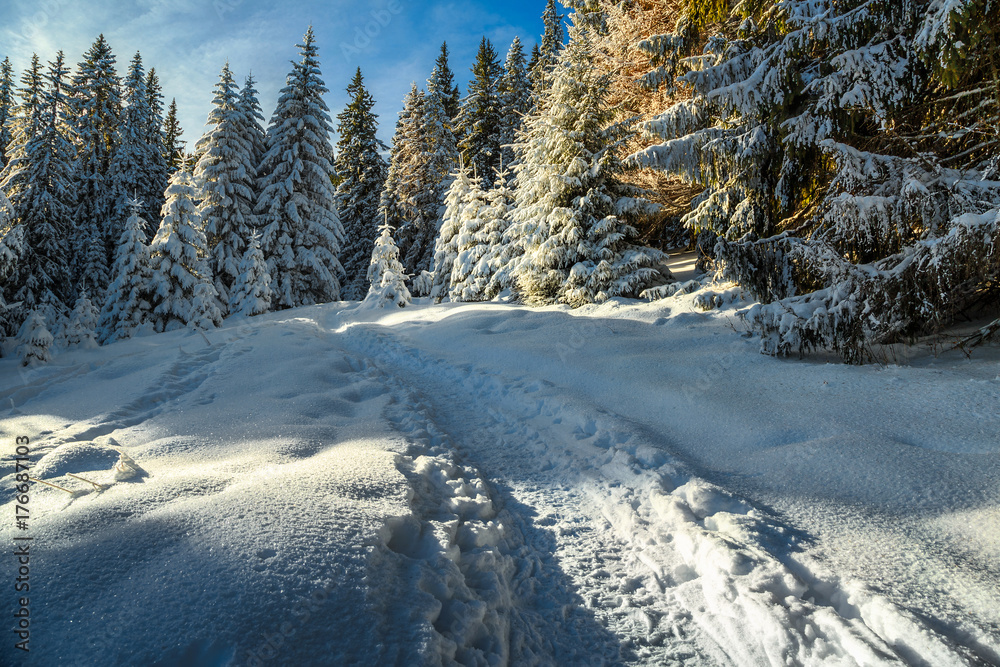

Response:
(189, 281), (224, 330)
(63, 290), (99, 348)
(228, 232), (274, 317)
(96, 197), (153, 345)
(365, 221), (411, 308)
(17, 309), (53, 366)
(149, 171), (222, 332)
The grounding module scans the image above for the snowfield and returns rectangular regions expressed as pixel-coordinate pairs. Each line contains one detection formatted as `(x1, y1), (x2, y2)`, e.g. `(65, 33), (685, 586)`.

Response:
(1, 290), (998, 666)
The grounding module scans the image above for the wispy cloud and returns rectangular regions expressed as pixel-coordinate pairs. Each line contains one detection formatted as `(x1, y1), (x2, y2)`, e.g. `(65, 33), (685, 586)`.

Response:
(0, 0), (558, 147)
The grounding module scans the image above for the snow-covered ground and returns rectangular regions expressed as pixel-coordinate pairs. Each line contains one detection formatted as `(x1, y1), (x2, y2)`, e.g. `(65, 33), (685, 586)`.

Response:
(2, 289), (998, 666)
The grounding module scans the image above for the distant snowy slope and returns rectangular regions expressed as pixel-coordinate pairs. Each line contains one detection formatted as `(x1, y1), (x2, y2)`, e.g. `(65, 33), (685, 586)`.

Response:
(1, 293), (997, 666)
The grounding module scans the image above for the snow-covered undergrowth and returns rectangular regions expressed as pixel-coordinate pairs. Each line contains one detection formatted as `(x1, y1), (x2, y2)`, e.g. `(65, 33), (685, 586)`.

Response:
(1, 287), (997, 666)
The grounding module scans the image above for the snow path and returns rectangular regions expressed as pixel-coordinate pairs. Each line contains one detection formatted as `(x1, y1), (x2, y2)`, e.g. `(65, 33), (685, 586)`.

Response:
(1, 298), (997, 666)
(333, 309), (981, 666)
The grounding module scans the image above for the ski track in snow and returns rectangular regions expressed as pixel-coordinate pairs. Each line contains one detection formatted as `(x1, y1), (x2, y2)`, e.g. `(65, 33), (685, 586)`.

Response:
(0, 303), (996, 666)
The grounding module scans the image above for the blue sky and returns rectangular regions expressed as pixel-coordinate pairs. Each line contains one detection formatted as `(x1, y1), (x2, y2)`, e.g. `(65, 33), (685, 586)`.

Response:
(0, 0), (565, 148)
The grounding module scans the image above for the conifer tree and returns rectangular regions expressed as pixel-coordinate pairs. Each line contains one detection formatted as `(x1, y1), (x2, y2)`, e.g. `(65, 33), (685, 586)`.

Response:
(16, 309), (53, 366)
(408, 79), (460, 274)
(454, 164), (515, 301)
(0, 188), (13, 237)
(540, 0), (566, 68)
(63, 291), (99, 348)
(144, 67), (169, 223)
(0, 53), (76, 325)
(149, 171), (221, 331)
(97, 197), (152, 344)
(195, 63), (257, 310)
(429, 162), (483, 300)
(0, 57), (15, 168)
(456, 38), (504, 188)
(629, 0), (1000, 360)
(256, 27), (345, 308)
(228, 233), (273, 317)
(162, 98), (186, 174)
(508, 14), (665, 306)
(70, 35), (122, 299)
(364, 221), (411, 308)
(237, 73), (266, 176)
(0, 192), (24, 339)
(335, 68), (388, 300)
(189, 281), (223, 330)
(498, 37), (532, 175)
(429, 42), (461, 123)
(527, 43), (542, 82)
(380, 81), (458, 278)
(379, 85), (423, 244)
(108, 52), (162, 240)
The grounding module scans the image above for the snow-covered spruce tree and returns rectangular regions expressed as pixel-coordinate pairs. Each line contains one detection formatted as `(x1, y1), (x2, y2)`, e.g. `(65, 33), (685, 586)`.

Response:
(429, 161), (484, 300)
(162, 98), (186, 175)
(379, 79), (459, 279)
(256, 27), (345, 308)
(507, 14), (666, 307)
(378, 84), (422, 240)
(107, 52), (163, 243)
(456, 37), (504, 189)
(527, 43), (542, 81)
(404, 70), (461, 275)
(149, 172), (222, 332)
(16, 309), (53, 366)
(364, 221), (411, 308)
(0, 192), (25, 340)
(0, 57), (15, 168)
(335, 67), (388, 301)
(237, 73), (266, 178)
(628, 0), (1000, 361)
(195, 62), (257, 311)
(144, 68), (169, 225)
(530, 0), (566, 89)
(228, 232), (273, 317)
(560, 0), (692, 250)
(0, 53), (76, 327)
(431, 42), (461, 122)
(541, 0), (566, 64)
(97, 198), (152, 344)
(498, 37), (532, 176)
(70, 35), (122, 299)
(63, 290), (99, 348)
(0, 188), (13, 234)
(453, 164), (515, 302)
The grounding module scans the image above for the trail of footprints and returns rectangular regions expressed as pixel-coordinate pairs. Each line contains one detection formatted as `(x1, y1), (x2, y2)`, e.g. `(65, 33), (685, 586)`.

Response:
(343, 327), (973, 666)
(341, 331), (714, 665)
